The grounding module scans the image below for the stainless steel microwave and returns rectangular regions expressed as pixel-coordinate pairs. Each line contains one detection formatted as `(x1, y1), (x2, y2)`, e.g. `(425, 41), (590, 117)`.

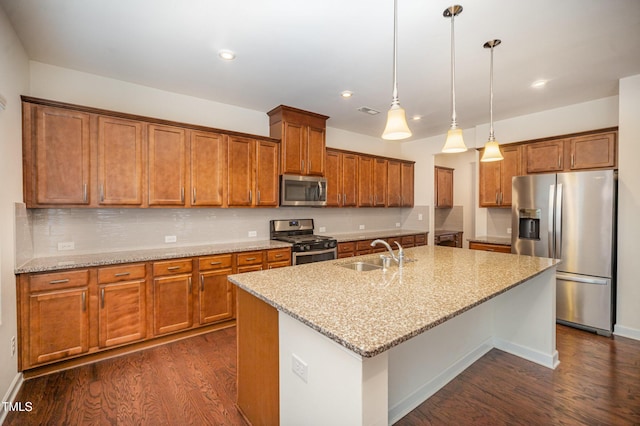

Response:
(280, 174), (327, 207)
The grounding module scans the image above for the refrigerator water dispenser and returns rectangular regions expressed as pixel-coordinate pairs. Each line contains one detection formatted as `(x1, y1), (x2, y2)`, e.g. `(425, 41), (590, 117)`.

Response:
(518, 209), (541, 240)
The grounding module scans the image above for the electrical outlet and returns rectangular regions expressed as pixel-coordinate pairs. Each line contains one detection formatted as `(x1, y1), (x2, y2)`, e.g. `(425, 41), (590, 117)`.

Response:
(57, 241), (75, 251)
(319, 226), (326, 233)
(507, 228), (512, 235)
(418, 213), (423, 221)
(395, 222), (400, 227)
(164, 235), (177, 243)
(248, 231), (257, 237)
(10, 336), (16, 357)
(359, 224), (365, 230)
(291, 353), (308, 383)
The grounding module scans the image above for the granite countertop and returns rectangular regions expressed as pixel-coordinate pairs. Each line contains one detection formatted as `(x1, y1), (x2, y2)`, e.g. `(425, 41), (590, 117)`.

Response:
(325, 229), (427, 243)
(468, 236), (513, 246)
(228, 246), (558, 358)
(15, 240), (292, 274)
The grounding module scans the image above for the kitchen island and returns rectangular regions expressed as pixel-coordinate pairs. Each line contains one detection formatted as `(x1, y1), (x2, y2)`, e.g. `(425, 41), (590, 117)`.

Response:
(228, 245), (559, 425)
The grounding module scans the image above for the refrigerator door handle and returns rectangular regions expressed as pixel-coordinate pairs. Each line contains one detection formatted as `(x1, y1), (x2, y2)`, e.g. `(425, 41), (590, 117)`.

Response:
(556, 272), (608, 285)
(555, 184), (563, 260)
(548, 184), (555, 258)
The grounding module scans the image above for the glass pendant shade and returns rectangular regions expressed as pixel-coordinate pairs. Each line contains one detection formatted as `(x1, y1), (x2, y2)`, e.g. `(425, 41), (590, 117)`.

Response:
(382, 103), (412, 140)
(480, 140), (504, 162)
(442, 128), (466, 153)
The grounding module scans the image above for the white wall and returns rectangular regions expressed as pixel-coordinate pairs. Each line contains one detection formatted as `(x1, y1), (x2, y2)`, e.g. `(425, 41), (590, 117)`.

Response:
(616, 74), (640, 339)
(0, 6), (29, 416)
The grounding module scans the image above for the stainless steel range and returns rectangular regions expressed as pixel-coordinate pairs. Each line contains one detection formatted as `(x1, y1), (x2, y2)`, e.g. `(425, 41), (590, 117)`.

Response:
(270, 219), (337, 265)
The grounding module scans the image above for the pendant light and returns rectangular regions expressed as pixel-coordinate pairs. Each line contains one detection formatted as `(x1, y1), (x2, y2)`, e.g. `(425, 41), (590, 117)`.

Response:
(441, 5), (467, 153)
(480, 39), (504, 162)
(382, 0), (412, 140)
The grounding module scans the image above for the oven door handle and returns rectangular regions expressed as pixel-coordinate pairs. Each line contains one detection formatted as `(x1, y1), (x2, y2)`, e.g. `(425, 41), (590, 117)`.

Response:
(293, 247), (337, 264)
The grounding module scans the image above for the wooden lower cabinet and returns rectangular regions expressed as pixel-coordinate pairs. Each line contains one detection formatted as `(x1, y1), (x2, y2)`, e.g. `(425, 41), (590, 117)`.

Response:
(338, 233), (427, 257)
(469, 242), (512, 253)
(198, 254), (234, 325)
(152, 259), (193, 336)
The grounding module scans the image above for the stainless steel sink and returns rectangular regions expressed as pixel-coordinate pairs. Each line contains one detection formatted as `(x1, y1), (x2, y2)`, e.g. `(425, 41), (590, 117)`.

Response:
(339, 261), (383, 272)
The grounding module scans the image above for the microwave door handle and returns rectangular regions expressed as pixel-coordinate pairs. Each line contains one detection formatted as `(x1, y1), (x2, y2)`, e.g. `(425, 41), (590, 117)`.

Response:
(318, 181), (323, 200)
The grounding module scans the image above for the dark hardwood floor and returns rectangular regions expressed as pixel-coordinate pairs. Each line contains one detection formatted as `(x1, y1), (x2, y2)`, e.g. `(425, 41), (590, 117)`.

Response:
(5, 325), (640, 425)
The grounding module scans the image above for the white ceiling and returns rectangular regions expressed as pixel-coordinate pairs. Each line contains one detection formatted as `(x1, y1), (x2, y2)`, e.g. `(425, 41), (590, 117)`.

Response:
(2, 0), (640, 141)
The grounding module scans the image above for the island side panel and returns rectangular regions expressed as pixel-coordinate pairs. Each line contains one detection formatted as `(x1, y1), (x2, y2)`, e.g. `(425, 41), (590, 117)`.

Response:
(236, 288), (279, 425)
(278, 312), (389, 426)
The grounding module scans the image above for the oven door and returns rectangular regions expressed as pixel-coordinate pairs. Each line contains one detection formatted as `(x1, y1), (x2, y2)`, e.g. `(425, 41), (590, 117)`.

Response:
(293, 248), (337, 265)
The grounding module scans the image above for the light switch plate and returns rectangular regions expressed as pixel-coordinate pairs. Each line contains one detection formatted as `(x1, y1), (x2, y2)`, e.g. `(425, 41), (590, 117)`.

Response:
(57, 242), (75, 251)
(164, 235), (177, 243)
(248, 231), (257, 237)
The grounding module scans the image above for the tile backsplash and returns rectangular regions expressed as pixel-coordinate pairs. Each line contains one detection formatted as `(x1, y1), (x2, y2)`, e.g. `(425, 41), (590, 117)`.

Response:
(20, 205), (429, 259)
(434, 206), (463, 231)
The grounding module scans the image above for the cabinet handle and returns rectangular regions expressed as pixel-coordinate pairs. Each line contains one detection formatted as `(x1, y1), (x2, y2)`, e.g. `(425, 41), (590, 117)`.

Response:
(558, 156), (561, 168)
(193, 187), (197, 204)
(82, 291), (86, 312)
(83, 183), (88, 203)
(275, 254), (283, 258)
(100, 184), (104, 203)
(210, 261), (222, 266)
(343, 194), (346, 205)
(249, 190), (252, 203)
(188, 276), (192, 292)
(571, 154), (575, 168)
(49, 278), (70, 285)
(301, 160), (304, 171)
(200, 275), (204, 292)
(181, 187), (185, 203)
(496, 192), (499, 204)
(114, 272), (130, 277)
(167, 266), (181, 271)
(309, 160), (311, 171)
(244, 257), (257, 261)
(257, 190), (261, 204)
(101, 288), (105, 309)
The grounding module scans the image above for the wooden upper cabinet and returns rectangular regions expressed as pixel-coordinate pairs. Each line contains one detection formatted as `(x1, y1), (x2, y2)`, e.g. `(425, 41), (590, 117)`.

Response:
(387, 160), (401, 207)
(30, 105), (91, 206)
(435, 166), (454, 208)
(525, 139), (565, 173)
(400, 162), (414, 207)
(568, 132), (616, 170)
(190, 131), (227, 207)
(357, 156), (374, 207)
(98, 116), (145, 206)
(479, 145), (520, 208)
(325, 149), (341, 207)
(267, 105), (328, 176)
(148, 124), (187, 206)
(255, 140), (279, 207)
(325, 149), (359, 207)
(373, 158), (387, 207)
(342, 153), (358, 207)
(499, 146), (521, 206)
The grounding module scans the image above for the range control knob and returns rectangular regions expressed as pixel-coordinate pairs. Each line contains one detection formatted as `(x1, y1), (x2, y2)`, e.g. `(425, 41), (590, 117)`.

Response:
(304, 244), (311, 251)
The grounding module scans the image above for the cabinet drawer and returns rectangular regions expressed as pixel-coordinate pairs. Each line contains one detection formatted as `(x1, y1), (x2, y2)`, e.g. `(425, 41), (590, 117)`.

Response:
(199, 254), (233, 272)
(338, 242), (355, 254)
(401, 235), (415, 246)
(98, 263), (146, 284)
(356, 240), (373, 251)
(267, 248), (291, 263)
(414, 234), (427, 246)
(30, 269), (90, 292)
(152, 259), (193, 276)
(237, 251), (264, 266)
(469, 242), (512, 253)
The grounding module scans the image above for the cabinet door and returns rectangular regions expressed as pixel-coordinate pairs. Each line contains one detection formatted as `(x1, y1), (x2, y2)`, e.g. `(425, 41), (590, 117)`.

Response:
(479, 158), (501, 207)
(525, 139), (565, 173)
(435, 167), (454, 208)
(387, 161), (401, 207)
(228, 136), (255, 206)
(342, 153), (358, 207)
(199, 269), (234, 325)
(29, 288), (89, 365)
(499, 146), (521, 207)
(190, 131), (226, 206)
(569, 132), (616, 170)
(98, 116), (144, 206)
(256, 141), (279, 206)
(281, 121), (305, 175)
(358, 156), (374, 207)
(148, 124), (187, 206)
(34, 106), (91, 205)
(373, 159), (387, 207)
(153, 274), (193, 335)
(400, 162), (414, 207)
(99, 280), (147, 347)
(325, 150), (341, 207)
(306, 126), (325, 176)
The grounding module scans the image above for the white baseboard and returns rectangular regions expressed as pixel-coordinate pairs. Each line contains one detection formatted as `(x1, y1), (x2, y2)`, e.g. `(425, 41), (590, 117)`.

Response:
(387, 341), (493, 424)
(614, 324), (640, 341)
(493, 337), (559, 369)
(0, 372), (24, 424)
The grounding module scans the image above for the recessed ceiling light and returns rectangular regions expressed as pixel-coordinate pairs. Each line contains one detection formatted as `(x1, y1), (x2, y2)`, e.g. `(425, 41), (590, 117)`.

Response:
(411, 115), (422, 121)
(531, 79), (547, 89)
(341, 91), (354, 98)
(218, 50), (236, 61)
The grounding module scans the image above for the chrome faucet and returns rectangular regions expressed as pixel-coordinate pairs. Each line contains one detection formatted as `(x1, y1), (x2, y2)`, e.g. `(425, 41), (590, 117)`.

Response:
(371, 239), (404, 268)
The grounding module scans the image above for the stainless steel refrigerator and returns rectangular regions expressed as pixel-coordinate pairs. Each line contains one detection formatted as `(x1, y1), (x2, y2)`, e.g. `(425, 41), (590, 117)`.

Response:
(511, 170), (617, 335)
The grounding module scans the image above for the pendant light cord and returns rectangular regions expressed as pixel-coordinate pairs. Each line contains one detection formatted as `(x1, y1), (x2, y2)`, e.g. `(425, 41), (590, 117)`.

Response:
(450, 12), (457, 128)
(391, 0), (399, 105)
(488, 44), (495, 141)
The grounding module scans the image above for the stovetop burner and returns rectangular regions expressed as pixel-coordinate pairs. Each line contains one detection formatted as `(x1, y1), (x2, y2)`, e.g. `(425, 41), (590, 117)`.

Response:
(270, 219), (337, 252)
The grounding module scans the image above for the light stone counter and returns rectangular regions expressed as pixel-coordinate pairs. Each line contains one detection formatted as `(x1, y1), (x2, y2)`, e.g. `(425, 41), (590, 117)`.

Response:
(228, 245), (558, 358)
(323, 228), (427, 243)
(16, 240), (291, 274)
